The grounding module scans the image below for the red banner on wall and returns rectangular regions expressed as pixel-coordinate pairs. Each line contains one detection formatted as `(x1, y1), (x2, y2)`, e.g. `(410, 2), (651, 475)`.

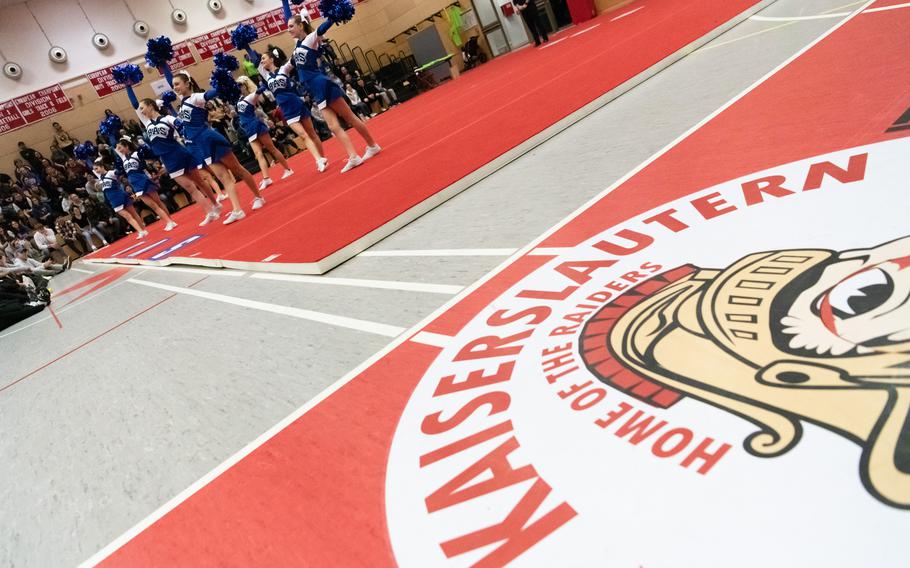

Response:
(12, 85), (72, 125)
(171, 42), (197, 71)
(0, 99), (27, 135)
(266, 8), (287, 35)
(241, 11), (279, 40)
(190, 28), (231, 61)
(86, 62), (129, 98)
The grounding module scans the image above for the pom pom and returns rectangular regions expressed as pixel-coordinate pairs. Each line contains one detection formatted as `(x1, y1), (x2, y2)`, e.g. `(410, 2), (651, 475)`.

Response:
(136, 144), (157, 161)
(210, 67), (241, 103)
(213, 52), (239, 72)
(99, 115), (123, 137)
(74, 142), (97, 161)
(145, 35), (174, 69)
(230, 24), (259, 51)
(319, 0), (355, 24)
(161, 90), (177, 107)
(112, 64), (143, 86)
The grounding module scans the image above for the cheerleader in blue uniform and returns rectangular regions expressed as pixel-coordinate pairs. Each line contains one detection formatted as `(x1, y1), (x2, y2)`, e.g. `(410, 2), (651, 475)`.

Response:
(114, 138), (178, 231)
(236, 76), (295, 187)
(248, 44), (327, 172)
(125, 84), (222, 226)
(285, 6), (381, 174)
(170, 71), (263, 224)
(92, 158), (148, 239)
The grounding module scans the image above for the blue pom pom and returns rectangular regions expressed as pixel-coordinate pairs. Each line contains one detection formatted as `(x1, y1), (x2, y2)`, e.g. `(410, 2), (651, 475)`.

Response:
(161, 90), (177, 107)
(210, 67), (241, 103)
(319, 0), (355, 24)
(230, 24), (259, 51)
(112, 64), (143, 86)
(98, 115), (123, 137)
(145, 36), (174, 69)
(213, 52), (239, 72)
(136, 144), (157, 161)
(74, 142), (97, 161)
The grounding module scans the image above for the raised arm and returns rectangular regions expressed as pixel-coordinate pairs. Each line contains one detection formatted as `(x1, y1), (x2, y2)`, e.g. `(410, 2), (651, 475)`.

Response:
(125, 84), (140, 110)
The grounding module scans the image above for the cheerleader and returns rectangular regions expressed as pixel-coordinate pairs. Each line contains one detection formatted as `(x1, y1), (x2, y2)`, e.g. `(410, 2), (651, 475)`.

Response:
(236, 76), (295, 186)
(114, 138), (178, 231)
(125, 84), (222, 226)
(247, 44), (328, 172)
(92, 158), (148, 239)
(285, 7), (381, 174)
(170, 71), (264, 224)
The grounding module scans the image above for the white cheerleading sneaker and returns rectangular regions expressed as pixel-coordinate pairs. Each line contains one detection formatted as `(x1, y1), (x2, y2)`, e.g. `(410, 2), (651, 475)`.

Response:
(340, 155), (363, 173)
(252, 197), (266, 210)
(223, 210), (247, 225)
(316, 157), (329, 172)
(363, 145), (381, 160)
(282, 168), (295, 179)
(258, 178), (273, 191)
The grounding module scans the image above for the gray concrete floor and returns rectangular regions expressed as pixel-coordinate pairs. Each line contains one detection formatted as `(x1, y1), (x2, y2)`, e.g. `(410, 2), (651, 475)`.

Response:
(0, 1), (866, 565)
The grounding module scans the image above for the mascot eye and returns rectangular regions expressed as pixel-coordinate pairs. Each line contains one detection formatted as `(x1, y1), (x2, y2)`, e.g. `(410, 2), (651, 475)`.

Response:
(815, 268), (893, 320)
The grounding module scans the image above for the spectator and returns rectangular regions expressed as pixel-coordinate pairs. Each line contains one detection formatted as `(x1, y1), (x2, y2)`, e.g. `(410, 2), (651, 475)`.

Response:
(345, 83), (372, 120)
(49, 141), (70, 164)
(55, 216), (86, 256)
(18, 142), (43, 169)
(242, 53), (261, 85)
(0, 254), (45, 329)
(33, 223), (64, 262)
(355, 78), (388, 115)
(52, 122), (77, 156)
(70, 204), (109, 251)
(12, 248), (67, 277)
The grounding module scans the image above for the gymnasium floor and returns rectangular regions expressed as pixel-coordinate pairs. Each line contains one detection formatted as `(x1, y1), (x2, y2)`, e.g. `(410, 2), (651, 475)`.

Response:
(1, 0), (903, 565)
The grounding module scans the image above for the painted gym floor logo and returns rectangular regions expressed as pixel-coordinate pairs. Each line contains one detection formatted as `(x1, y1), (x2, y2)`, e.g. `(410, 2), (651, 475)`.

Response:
(386, 139), (910, 565)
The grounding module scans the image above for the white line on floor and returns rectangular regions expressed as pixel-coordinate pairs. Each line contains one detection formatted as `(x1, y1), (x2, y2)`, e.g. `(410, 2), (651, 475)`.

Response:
(249, 273), (464, 295)
(128, 239), (168, 258)
(262, 254), (281, 262)
(127, 265), (247, 277)
(540, 38), (566, 49)
(750, 1), (909, 20)
(611, 5), (645, 21)
(358, 248), (518, 257)
(108, 241), (145, 258)
(410, 331), (453, 348)
(80, 4), (874, 565)
(126, 278), (406, 337)
(702, 1), (864, 51)
(528, 247), (573, 256)
(571, 23), (601, 37)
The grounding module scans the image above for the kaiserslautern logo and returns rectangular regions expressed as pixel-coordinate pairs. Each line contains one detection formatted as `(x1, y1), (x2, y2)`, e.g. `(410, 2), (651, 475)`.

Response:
(581, 235), (910, 508)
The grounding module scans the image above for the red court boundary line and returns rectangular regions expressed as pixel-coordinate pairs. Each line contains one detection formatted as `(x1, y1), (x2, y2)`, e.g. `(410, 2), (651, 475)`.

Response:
(79, 3), (880, 565)
(1, 276), (208, 394)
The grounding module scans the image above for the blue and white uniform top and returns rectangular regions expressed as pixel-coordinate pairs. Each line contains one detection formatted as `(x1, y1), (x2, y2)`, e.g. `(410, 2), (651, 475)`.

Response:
(176, 93), (211, 136)
(293, 31), (344, 109)
(236, 93), (270, 142)
(99, 170), (131, 212)
(176, 92), (234, 165)
(259, 60), (308, 123)
(136, 111), (199, 177)
(117, 149), (156, 196)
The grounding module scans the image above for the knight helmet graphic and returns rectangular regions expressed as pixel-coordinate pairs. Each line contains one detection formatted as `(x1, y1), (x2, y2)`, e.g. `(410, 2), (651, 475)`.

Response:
(580, 236), (910, 508)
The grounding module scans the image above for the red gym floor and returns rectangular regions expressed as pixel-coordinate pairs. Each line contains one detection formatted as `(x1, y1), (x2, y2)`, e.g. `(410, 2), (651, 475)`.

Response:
(86, 1), (910, 566)
(83, 0), (764, 274)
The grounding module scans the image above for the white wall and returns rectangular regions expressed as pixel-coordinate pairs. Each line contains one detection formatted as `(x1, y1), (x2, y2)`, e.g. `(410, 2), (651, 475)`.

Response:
(0, 0), (281, 100)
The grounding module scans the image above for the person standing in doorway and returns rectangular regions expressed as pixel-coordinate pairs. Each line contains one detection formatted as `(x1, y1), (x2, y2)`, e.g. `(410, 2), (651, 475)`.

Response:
(514, 0), (548, 46)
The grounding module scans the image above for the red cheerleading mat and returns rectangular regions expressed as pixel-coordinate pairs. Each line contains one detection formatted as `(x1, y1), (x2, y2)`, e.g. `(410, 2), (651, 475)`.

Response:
(83, 0), (769, 274)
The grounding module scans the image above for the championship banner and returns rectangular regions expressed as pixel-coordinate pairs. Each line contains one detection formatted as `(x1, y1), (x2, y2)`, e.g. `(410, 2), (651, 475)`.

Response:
(169, 42), (196, 71)
(94, 2), (910, 566)
(7, 85), (72, 129)
(87, 62), (129, 98)
(0, 99), (27, 135)
(189, 28), (231, 61)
